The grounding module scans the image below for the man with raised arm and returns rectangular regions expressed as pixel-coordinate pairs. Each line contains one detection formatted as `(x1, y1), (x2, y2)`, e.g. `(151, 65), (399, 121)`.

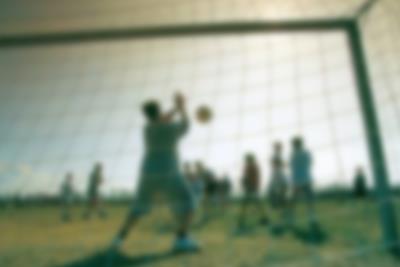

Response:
(109, 92), (199, 257)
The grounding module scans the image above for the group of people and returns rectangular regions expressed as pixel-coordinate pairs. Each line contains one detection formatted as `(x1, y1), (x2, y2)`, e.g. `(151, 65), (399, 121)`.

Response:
(56, 92), (368, 266)
(179, 138), (318, 231)
(183, 162), (231, 215)
(60, 162), (106, 221)
(238, 138), (317, 230)
(107, 92), (321, 259)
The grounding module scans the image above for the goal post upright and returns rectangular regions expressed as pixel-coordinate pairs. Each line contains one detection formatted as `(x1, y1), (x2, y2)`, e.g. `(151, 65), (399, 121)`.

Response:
(346, 20), (399, 253)
(0, 7), (398, 252)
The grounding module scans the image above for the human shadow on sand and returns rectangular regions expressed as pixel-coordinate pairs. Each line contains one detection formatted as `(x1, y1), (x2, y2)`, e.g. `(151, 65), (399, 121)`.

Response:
(291, 222), (328, 245)
(268, 221), (328, 246)
(55, 250), (181, 267)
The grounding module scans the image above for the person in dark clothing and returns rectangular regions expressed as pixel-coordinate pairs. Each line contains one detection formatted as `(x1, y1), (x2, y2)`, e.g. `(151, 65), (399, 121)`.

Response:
(354, 167), (368, 198)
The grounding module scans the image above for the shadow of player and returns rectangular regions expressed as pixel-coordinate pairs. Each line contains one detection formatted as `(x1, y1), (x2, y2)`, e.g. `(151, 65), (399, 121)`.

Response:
(291, 222), (328, 245)
(389, 246), (400, 260)
(56, 250), (179, 267)
(269, 224), (289, 238)
(232, 225), (258, 237)
(232, 219), (270, 237)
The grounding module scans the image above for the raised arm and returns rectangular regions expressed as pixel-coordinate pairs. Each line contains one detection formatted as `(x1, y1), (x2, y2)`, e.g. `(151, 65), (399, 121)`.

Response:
(174, 92), (189, 135)
(161, 92), (188, 123)
(175, 92), (188, 122)
(162, 108), (177, 122)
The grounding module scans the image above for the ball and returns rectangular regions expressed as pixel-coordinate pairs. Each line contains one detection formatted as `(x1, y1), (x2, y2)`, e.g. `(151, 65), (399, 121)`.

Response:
(196, 105), (212, 123)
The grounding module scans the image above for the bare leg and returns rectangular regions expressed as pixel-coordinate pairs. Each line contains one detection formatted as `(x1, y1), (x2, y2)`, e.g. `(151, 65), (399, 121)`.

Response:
(201, 194), (212, 223)
(287, 191), (297, 227)
(107, 213), (140, 267)
(176, 212), (193, 238)
(306, 195), (317, 225)
(238, 197), (248, 227)
(61, 201), (71, 221)
(281, 201), (290, 226)
(112, 212), (140, 248)
(97, 201), (107, 219)
(83, 199), (95, 220)
(257, 200), (269, 224)
(171, 211), (201, 253)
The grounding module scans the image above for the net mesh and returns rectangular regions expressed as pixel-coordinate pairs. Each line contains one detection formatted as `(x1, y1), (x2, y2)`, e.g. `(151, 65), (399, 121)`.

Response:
(0, 32), (368, 195)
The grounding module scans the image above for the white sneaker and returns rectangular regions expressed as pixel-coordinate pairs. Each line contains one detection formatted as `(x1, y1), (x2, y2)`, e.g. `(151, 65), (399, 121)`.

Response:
(110, 237), (123, 251)
(172, 237), (201, 253)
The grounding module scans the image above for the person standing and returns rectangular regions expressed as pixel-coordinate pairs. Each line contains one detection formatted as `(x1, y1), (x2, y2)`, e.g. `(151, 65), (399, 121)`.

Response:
(83, 162), (107, 219)
(353, 166), (368, 198)
(60, 172), (75, 221)
(186, 162), (205, 206)
(238, 153), (269, 228)
(267, 142), (290, 226)
(289, 137), (318, 228)
(108, 93), (199, 257)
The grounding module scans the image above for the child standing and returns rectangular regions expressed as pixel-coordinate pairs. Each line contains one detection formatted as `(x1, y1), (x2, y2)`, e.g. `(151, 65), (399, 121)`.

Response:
(238, 153), (269, 228)
(267, 142), (289, 226)
(60, 172), (75, 221)
(185, 162), (204, 206)
(83, 162), (107, 219)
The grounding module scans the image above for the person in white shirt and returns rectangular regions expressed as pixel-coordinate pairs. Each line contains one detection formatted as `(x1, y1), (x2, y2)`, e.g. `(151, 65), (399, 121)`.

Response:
(185, 162), (204, 206)
(108, 93), (199, 258)
(289, 137), (317, 226)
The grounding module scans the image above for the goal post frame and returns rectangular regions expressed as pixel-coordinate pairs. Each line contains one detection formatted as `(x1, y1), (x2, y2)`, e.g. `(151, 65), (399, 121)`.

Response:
(346, 21), (399, 253)
(0, 17), (398, 251)
(0, 19), (351, 47)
